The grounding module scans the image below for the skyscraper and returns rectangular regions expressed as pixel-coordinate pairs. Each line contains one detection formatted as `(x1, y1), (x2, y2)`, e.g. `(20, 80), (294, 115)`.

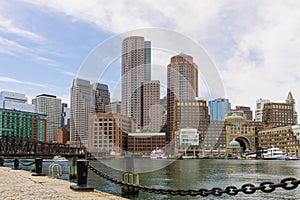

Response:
(167, 53), (198, 143)
(121, 36), (151, 129)
(32, 94), (62, 142)
(208, 98), (231, 120)
(142, 80), (161, 132)
(92, 83), (110, 113)
(70, 78), (95, 146)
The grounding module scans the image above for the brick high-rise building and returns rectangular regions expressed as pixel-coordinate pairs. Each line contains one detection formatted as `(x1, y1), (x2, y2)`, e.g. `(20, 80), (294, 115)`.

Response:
(121, 36), (151, 129)
(235, 106), (253, 121)
(167, 54), (198, 143)
(262, 102), (294, 129)
(142, 80), (161, 132)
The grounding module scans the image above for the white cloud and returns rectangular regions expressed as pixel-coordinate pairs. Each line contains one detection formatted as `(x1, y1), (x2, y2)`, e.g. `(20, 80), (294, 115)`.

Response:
(14, 0), (300, 115)
(0, 76), (52, 89)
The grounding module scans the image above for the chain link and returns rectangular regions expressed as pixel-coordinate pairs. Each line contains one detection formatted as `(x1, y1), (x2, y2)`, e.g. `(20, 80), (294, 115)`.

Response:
(87, 163), (299, 197)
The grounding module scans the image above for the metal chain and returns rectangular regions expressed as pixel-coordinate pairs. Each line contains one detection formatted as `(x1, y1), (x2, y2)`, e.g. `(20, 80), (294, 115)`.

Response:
(87, 163), (299, 197)
(19, 161), (35, 166)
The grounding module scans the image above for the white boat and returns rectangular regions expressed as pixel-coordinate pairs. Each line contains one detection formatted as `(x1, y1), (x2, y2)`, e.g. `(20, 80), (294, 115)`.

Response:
(53, 155), (68, 162)
(285, 156), (299, 160)
(263, 147), (286, 160)
(150, 149), (168, 159)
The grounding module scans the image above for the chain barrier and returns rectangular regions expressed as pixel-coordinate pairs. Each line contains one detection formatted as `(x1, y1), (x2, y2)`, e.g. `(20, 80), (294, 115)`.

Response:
(87, 163), (299, 197)
(19, 160), (35, 166)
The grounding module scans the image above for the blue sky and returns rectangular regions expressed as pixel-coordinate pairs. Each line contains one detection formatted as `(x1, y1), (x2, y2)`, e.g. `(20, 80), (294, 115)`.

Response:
(1, 0), (300, 116)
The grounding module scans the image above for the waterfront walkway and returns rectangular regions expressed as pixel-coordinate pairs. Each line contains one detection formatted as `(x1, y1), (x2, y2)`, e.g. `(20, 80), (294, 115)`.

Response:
(0, 167), (126, 200)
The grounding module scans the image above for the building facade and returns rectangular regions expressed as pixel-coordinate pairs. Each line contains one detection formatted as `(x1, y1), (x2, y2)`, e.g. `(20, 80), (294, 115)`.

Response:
(56, 127), (70, 144)
(167, 54), (198, 143)
(262, 102), (294, 129)
(0, 91), (34, 112)
(235, 106), (253, 121)
(88, 113), (136, 156)
(258, 125), (300, 157)
(0, 108), (46, 141)
(121, 36), (151, 129)
(32, 94), (61, 142)
(286, 91), (298, 124)
(174, 128), (199, 157)
(106, 101), (122, 114)
(141, 80), (161, 132)
(208, 98), (231, 120)
(92, 83), (110, 113)
(61, 103), (70, 128)
(127, 132), (166, 154)
(70, 78), (95, 147)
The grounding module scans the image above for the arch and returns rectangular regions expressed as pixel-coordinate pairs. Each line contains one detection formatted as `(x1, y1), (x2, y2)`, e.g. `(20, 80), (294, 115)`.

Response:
(235, 137), (250, 152)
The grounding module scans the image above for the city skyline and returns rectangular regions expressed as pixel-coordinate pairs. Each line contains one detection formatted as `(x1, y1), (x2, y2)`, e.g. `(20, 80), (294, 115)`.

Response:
(1, 1), (300, 114)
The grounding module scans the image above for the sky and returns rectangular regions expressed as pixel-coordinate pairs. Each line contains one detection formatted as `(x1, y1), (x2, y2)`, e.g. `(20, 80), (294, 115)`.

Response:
(0, 0), (300, 116)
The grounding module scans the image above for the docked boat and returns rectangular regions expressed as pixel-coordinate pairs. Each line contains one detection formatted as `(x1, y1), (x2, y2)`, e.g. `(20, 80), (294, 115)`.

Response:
(285, 156), (299, 160)
(262, 147), (286, 160)
(150, 149), (168, 159)
(53, 155), (68, 162)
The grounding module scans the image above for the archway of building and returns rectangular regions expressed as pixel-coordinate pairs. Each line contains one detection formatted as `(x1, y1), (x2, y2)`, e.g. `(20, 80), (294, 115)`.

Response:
(235, 137), (250, 152)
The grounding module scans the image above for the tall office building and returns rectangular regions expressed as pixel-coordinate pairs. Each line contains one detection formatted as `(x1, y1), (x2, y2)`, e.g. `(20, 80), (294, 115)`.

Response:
(255, 98), (270, 122)
(32, 94), (62, 142)
(0, 91), (34, 112)
(142, 80), (161, 132)
(61, 103), (70, 127)
(208, 98), (231, 120)
(106, 101), (122, 114)
(167, 54), (198, 143)
(70, 78), (95, 146)
(286, 91), (298, 124)
(121, 36), (151, 129)
(92, 83), (110, 113)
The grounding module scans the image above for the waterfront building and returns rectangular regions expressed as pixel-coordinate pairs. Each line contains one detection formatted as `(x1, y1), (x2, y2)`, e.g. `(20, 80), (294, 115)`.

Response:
(286, 91), (298, 124)
(0, 108), (46, 141)
(226, 140), (242, 158)
(32, 94), (61, 142)
(235, 106), (253, 121)
(201, 120), (226, 155)
(88, 113), (136, 156)
(258, 125), (300, 157)
(174, 128), (199, 157)
(174, 99), (210, 133)
(262, 102), (294, 129)
(0, 91), (34, 112)
(224, 113), (256, 152)
(141, 80), (161, 132)
(208, 98), (231, 120)
(121, 36), (151, 129)
(70, 78), (95, 147)
(255, 98), (270, 122)
(167, 54), (198, 143)
(92, 83), (110, 113)
(127, 132), (166, 154)
(56, 127), (70, 144)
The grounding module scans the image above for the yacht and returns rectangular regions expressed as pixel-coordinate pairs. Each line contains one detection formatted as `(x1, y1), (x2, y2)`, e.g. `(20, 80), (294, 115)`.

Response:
(53, 155), (68, 162)
(150, 149), (168, 159)
(263, 147), (286, 160)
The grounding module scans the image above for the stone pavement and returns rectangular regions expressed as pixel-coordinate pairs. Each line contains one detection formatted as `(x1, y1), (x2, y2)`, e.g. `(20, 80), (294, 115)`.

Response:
(0, 167), (127, 200)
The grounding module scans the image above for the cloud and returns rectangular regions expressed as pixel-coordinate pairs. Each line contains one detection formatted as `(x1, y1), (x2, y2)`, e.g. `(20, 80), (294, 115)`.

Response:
(0, 76), (52, 89)
(0, 15), (44, 42)
(13, 0), (300, 116)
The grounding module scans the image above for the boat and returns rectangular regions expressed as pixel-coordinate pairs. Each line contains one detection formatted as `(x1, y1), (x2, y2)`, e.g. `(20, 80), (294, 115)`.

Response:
(262, 147), (286, 160)
(150, 148), (168, 159)
(285, 156), (299, 160)
(53, 155), (68, 162)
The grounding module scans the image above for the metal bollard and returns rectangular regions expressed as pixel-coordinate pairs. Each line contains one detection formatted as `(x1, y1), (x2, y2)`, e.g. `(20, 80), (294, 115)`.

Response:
(32, 158), (45, 176)
(70, 160), (94, 191)
(13, 158), (19, 170)
(0, 157), (3, 167)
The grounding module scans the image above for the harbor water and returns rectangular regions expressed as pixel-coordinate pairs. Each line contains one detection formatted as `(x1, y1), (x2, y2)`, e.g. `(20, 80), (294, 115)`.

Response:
(88, 159), (300, 200)
(5, 158), (300, 199)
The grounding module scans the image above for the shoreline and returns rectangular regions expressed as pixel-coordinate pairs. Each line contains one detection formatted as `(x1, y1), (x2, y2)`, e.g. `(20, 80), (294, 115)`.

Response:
(0, 166), (127, 200)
